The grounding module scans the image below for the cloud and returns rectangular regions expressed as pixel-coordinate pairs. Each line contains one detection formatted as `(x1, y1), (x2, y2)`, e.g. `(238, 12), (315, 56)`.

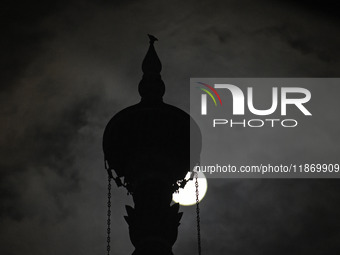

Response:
(1, 0), (340, 254)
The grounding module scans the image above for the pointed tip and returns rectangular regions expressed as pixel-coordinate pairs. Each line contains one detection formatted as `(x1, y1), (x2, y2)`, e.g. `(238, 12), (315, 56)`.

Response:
(124, 216), (130, 224)
(171, 203), (180, 212)
(125, 205), (134, 216)
(142, 35), (162, 74)
(138, 34), (165, 100)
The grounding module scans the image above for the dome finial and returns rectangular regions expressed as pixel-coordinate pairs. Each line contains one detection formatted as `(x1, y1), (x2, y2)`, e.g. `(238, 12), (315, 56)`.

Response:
(138, 34), (165, 101)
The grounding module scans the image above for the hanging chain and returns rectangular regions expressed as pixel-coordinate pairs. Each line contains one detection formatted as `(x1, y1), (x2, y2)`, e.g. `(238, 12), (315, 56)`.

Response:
(107, 175), (112, 255)
(195, 172), (202, 255)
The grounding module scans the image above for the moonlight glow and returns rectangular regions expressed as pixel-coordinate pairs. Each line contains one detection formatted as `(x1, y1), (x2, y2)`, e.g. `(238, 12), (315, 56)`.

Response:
(172, 172), (208, 206)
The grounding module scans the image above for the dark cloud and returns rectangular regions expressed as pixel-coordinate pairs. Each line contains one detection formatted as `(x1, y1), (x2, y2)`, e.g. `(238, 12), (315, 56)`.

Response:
(0, 0), (70, 91)
(1, 0), (340, 254)
(285, 0), (340, 20)
(255, 24), (339, 64)
(200, 179), (340, 254)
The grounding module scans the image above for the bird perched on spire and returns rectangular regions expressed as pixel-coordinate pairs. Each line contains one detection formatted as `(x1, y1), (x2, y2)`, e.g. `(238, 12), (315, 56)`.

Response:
(148, 34), (158, 44)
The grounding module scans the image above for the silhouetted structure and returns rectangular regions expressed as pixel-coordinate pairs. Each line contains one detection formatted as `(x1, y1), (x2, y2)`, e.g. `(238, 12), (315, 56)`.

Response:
(103, 35), (201, 255)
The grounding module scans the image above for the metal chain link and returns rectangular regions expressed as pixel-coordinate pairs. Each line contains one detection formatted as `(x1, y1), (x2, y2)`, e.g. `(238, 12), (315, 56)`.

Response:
(195, 172), (202, 255)
(107, 175), (112, 255)
(106, 169), (201, 255)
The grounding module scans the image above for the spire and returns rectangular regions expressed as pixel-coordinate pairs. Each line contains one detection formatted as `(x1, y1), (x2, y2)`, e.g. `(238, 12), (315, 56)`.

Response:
(138, 34), (165, 101)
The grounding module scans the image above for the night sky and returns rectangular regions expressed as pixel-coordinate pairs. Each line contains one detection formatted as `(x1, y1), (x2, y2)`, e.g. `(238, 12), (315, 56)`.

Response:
(1, 0), (340, 254)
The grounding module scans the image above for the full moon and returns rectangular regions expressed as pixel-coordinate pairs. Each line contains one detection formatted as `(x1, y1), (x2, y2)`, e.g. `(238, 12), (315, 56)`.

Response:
(172, 171), (208, 206)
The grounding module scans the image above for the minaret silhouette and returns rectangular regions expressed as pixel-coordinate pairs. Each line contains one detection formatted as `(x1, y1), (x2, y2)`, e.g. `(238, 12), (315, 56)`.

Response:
(103, 35), (201, 255)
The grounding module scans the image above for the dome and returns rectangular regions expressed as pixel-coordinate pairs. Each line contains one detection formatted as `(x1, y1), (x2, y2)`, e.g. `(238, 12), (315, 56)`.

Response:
(102, 35), (201, 192)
